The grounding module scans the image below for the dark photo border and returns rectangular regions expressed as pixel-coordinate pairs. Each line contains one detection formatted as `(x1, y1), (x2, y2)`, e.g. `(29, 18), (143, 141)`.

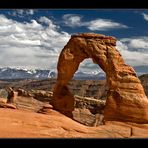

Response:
(0, 0), (148, 9)
(0, 0), (148, 147)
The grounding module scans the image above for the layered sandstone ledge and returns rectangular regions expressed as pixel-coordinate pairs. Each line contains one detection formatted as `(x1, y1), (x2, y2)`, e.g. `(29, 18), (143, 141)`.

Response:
(0, 108), (148, 138)
(72, 33), (116, 46)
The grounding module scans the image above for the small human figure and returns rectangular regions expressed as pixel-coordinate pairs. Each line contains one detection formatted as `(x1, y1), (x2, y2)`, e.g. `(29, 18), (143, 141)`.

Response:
(93, 110), (105, 127)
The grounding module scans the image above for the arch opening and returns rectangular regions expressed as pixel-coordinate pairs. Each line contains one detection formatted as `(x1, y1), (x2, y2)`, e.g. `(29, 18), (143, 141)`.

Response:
(73, 58), (106, 80)
(67, 58), (107, 108)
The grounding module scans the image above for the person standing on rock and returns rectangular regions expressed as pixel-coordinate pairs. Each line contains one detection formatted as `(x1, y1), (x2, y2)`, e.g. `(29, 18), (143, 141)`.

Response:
(93, 110), (105, 126)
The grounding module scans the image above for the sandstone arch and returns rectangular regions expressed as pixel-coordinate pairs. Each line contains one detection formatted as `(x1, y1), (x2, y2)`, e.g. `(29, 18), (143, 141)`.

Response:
(52, 33), (148, 123)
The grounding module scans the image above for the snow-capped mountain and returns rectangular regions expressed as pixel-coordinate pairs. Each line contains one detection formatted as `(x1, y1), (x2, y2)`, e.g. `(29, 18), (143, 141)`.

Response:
(0, 67), (56, 79)
(73, 70), (106, 80)
(0, 67), (106, 80)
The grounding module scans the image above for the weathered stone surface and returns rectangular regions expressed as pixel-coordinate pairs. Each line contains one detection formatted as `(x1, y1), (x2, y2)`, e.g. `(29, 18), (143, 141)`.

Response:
(0, 101), (17, 109)
(5, 87), (17, 104)
(17, 89), (53, 102)
(52, 33), (148, 123)
(37, 103), (53, 114)
(1, 108), (148, 138)
(15, 88), (105, 125)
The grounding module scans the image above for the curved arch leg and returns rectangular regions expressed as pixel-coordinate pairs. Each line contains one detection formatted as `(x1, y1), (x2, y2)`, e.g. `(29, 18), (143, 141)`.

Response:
(52, 45), (86, 118)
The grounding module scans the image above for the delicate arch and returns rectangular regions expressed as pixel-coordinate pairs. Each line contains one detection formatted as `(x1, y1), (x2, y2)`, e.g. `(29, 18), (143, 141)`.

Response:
(52, 33), (148, 123)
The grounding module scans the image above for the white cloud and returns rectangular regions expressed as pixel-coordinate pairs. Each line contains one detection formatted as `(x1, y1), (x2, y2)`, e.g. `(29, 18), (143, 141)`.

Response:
(26, 10), (34, 15)
(87, 19), (128, 31)
(78, 58), (102, 72)
(39, 16), (53, 25)
(38, 16), (59, 30)
(0, 14), (71, 69)
(14, 10), (24, 16)
(12, 9), (35, 18)
(128, 38), (148, 49)
(62, 14), (83, 27)
(62, 14), (128, 31)
(116, 37), (148, 67)
(119, 37), (148, 52)
(142, 13), (148, 21)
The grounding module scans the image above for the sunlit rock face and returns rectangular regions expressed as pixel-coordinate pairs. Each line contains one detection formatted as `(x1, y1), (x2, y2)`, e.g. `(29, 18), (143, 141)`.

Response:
(52, 33), (148, 123)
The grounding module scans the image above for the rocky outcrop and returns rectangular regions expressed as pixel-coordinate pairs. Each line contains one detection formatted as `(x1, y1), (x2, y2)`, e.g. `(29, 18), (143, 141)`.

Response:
(15, 96), (45, 112)
(73, 95), (106, 126)
(0, 87), (17, 109)
(4, 87), (106, 126)
(17, 89), (53, 102)
(0, 101), (17, 109)
(1, 108), (148, 138)
(74, 95), (105, 114)
(14, 88), (105, 125)
(52, 33), (148, 123)
(37, 104), (53, 114)
(139, 74), (148, 97)
(5, 87), (17, 104)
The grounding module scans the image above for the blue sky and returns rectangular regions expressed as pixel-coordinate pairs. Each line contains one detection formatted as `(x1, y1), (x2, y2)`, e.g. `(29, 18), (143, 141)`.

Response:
(0, 9), (148, 75)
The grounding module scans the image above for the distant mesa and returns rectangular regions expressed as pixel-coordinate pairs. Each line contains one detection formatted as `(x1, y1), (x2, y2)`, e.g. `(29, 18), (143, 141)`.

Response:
(52, 33), (148, 123)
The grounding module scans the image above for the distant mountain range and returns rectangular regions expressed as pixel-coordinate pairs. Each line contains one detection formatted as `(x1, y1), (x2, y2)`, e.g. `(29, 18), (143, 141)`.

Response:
(0, 67), (106, 80)
(0, 68), (56, 80)
(73, 70), (106, 80)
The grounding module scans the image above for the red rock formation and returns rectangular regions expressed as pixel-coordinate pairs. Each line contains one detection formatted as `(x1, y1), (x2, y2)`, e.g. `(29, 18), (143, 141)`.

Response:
(6, 87), (16, 104)
(2, 108), (148, 138)
(52, 33), (148, 123)
(0, 101), (17, 109)
(37, 104), (53, 114)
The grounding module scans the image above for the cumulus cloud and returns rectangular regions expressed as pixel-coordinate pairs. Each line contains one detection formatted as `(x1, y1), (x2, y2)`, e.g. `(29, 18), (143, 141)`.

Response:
(120, 37), (148, 51)
(0, 15), (71, 69)
(87, 19), (127, 31)
(38, 16), (56, 27)
(62, 14), (128, 31)
(142, 13), (148, 21)
(77, 58), (102, 73)
(11, 9), (35, 18)
(116, 37), (148, 67)
(0, 14), (102, 73)
(62, 14), (83, 27)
